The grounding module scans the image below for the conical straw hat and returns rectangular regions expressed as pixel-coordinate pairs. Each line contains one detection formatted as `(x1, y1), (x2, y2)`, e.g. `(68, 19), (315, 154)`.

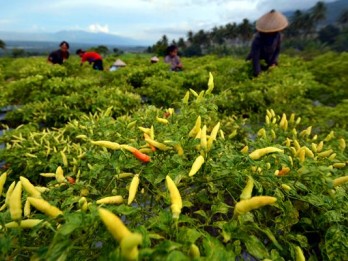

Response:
(113, 59), (126, 67)
(256, 10), (288, 33)
(150, 56), (159, 62)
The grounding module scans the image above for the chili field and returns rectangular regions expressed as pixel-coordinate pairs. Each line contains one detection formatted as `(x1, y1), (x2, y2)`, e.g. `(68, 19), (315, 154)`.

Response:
(0, 53), (347, 260)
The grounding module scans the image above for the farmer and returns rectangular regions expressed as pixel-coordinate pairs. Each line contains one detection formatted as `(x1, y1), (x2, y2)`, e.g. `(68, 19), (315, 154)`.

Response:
(164, 45), (183, 71)
(246, 10), (288, 77)
(150, 56), (159, 64)
(76, 49), (104, 71)
(48, 41), (70, 65)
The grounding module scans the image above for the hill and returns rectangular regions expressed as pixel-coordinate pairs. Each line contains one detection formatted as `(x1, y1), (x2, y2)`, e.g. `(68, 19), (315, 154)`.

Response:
(0, 30), (148, 47)
(283, 0), (348, 24)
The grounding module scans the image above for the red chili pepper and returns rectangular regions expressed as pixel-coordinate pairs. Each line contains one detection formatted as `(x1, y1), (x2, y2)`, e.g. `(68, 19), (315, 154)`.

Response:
(163, 112), (171, 118)
(66, 176), (75, 184)
(132, 150), (151, 163)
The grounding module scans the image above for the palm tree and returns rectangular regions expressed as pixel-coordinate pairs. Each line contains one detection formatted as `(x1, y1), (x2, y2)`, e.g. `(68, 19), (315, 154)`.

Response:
(310, 1), (327, 29)
(289, 10), (305, 36)
(289, 10), (315, 38)
(161, 35), (169, 46)
(193, 29), (210, 48)
(238, 19), (254, 44)
(0, 40), (5, 49)
(224, 22), (238, 43)
(210, 26), (225, 45)
(177, 37), (186, 49)
(337, 9), (348, 28)
(187, 31), (194, 44)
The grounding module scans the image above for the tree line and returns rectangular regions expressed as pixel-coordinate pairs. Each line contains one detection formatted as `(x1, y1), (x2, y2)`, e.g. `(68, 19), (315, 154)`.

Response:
(147, 1), (348, 57)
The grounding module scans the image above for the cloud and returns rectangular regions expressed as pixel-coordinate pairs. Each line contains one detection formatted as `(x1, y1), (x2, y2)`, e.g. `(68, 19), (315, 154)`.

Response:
(88, 24), (109, 33)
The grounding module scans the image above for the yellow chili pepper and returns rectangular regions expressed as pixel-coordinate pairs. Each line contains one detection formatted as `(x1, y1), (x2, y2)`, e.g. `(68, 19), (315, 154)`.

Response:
(98, 208), (132, 242)
(90, 140), (121, 150)
(257, 128), (266, 138)
(189, 155), (205, 177)
(293, 140), (301, 151)
(234, 196), (277, 217)
(97, 196), (123, 205)
(298, 148), (306, 163)
(189, 88), (198, 97)
(206, 121), (220, 149)
(0, 181), (16, 211)
(317, 149), (333, 158)
(55, 166), (66, 183)
(166, 175), (182, 219)
(240, 176), (254, 200)
(60, 151), (68, 167)
(127, 120), (137, 129)
(265, 115), (270, 125)
(333, 175), (348, 186)
(189, 243), (201, 258)
(249, 147), (284, 160)
(144, 137), (170, 151)
(182, 91), (190, 104)
(128, 174), (140, 205)
(324, 131), (335, 142)
(138, 127), (152, 135)
(303, 146), (314, 158)
(27, 197), (63, 218)
(156, 117), (169, 124)
(281, 184), (291, 191)
(4, 219), (45, 229)
(279, 113), (288, 130)
(20, 176), (41, 198)
(332, 163), (346, 169)
(317, 141), (324, 152)
(174, 144), (184, 156)
(200, 125), (207, 151)
(9, 181), (22, 221)
(188, 116), (201, 138)
(240, 145), (249, 154)
(295, 246), (306, 261)
(0, 172), (7, 197)
(289, 113), (295, 124)
(339, 138), (346, 151)
(120, 233), (143, 261)
(40, 173), (56, 178)
(24, 199), (31, 217)
(206, 72), (214, 94)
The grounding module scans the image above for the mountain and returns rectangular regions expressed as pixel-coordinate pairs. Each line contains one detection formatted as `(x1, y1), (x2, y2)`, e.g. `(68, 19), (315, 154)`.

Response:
(283, 0), (348, 24)
(0, 30), (147, 47)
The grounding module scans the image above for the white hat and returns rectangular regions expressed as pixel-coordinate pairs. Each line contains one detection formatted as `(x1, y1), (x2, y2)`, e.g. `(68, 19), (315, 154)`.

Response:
(150, 56), (159, 62)
(256, 10), (289, 33)
(113, 59), (126, 67)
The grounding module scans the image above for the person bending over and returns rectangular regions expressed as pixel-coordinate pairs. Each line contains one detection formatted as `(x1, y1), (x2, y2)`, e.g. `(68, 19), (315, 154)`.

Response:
(76, 49), (104, 71)
(246, 10), (288, 77)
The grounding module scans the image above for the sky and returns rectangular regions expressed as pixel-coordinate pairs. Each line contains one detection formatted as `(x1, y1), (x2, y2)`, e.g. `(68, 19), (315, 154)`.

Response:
(0, 0), (337, 44)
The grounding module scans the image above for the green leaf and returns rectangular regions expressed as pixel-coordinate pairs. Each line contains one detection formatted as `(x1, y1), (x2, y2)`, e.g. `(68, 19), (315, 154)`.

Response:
(211, 202), (231, 215)
(244, 235), (269, 259)
(177, 228), (202, 244)
(166, 250), (190, 261)
(325, 225), (348, 261)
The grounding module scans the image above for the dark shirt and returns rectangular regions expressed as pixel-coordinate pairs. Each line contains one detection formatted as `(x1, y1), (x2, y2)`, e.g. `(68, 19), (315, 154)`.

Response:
(246, 32), (281, 76)
(48, 49), (69, 65)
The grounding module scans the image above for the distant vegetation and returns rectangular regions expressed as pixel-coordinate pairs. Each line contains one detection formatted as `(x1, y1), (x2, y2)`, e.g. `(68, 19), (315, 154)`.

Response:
(1, 1), (347, 59)
(0, 40), (5, 49)
(148, 1), (348, 58)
